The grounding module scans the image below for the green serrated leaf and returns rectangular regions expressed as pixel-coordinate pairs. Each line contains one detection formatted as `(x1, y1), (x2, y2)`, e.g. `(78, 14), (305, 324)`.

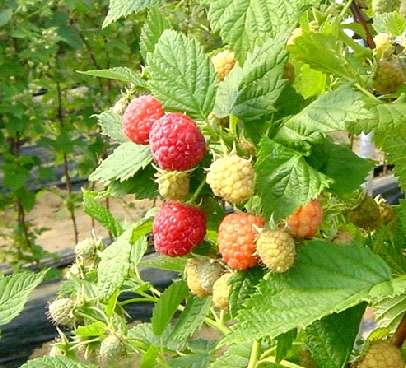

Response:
(151, 280), (188, 336)
(131, 236), (149, 267)
(147, 30), (216, 120)
(0, 269), (48, 326)
(103, 0), (162, 28)
(92, 110), (127, 143)
(374, 277), (406, 332)
(89, 143), (152, 185)
(210, 342), (252, 368)
(305, 303), (366, 368)
(285, 86), (373, 137)
(98, 223), (150, 299)
(140, 254), (186, 273)
(208, 0), (301, 62)
(97, 228), (133, 300)
(170, 296), (212, 346)
(75, 321), (107, 338)
(222, 241), (392, 345)
(289, 32), (357, 79)
(83, 191), (123, 237)
(307, 139), (373, 198)
(21, 356), (95, 368)
(293, 62), (326, 99)
(255, 137), (332, 220)
(77, 67), (145, 86)
(229, 268), (265, 318)
(140, 7), (171, 59)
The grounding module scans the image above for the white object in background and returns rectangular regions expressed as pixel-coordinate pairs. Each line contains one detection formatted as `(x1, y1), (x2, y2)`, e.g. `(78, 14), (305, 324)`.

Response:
(358, 132), (375, 159)
(358, 132), (375, 195)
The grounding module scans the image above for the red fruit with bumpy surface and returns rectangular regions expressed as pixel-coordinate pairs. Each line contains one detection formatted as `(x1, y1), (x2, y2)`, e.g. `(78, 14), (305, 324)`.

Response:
(149, 113), (206, 171)
(153, 201), (206, 256)
(122, 95), (164, 145)
(287, 200), (323, 238)
(218, 213), (265, 270)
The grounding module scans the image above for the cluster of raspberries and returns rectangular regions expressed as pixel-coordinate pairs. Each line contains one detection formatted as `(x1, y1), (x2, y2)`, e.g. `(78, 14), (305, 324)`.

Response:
(121, 86), (323, 309)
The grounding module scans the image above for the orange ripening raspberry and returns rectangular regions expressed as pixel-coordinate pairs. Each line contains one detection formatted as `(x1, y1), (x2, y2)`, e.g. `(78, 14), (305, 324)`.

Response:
(218, 213), (265, 270)
(287, 200), (323, 239)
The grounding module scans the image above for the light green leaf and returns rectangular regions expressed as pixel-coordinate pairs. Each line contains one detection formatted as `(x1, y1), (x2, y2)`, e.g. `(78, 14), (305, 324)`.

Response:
(374, 11), (406, 36)
(285, 86), (372, 137)
(147, 30), (216, 120)
(89, 142), (152, 185)
(350, 103), (406, 135)
(97, 228), (133, 299)
(83, 191), (123, 237)
(98, 223), (150, 299)
(92, 110), (127, 143)
(210, 342), (251, 368)
(293, 63), (326, 99)
(21, 356), (95, 368)
(151, 280), (188, 336)
(140, 7), (171, 59)
(77, 67), (145, 86)
(374, 277), (406, 332)
(140, 254), (186, 273)
(255, 137), (332, 220)
(276, 329), (297, 363)
(140, 345), (160, 368)
(131, 236), (149, 267)
(305, 303), (366, 368)
(289, 32), (357, 79)
(0, 270), (48, 326)
(103, 0), (161, 28)
(75, 321), (107, 338)
(170, 296), (212, 346)
(222, 241), (392, 345)
(208, 0), (302, 62)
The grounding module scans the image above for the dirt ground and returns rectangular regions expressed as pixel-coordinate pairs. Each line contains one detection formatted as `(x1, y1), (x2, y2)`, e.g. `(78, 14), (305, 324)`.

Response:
(0, 189), (153, 256)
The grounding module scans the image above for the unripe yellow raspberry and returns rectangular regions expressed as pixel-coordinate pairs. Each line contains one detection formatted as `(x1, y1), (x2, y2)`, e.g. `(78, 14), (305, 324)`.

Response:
(358, 341), (404, 368)
(206, 154), (255, 204)
(212, 273), (233, 310)
(155, 170), (190, 200)
(185, 258), (224, 297)
(373, 33), (394, 59)
(211, 50), (236, 80)
(48, 298), (75, 326)
(256, 231), (295, 273)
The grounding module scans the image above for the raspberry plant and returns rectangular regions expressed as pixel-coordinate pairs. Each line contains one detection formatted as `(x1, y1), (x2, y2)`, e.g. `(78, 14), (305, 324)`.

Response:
(23, 0), (406, 367)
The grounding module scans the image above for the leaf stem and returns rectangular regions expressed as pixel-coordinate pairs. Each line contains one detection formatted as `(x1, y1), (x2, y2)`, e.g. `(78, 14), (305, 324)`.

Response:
(247, 340), (260, 368)
(188, 179), (206, 204)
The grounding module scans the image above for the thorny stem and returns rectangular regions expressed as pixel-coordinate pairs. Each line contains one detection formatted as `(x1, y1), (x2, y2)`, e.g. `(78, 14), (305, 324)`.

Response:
(350, 2), (375, 49)
(247, 340), (260, 368)
(392, 313), (406, 348)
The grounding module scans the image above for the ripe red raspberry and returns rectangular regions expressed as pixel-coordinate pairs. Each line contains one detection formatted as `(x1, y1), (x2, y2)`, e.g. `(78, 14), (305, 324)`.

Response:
(287, 200), (323, 239)
(153, 201), (206, 256)
(218, 213), (265, 270)
(149, 113), (206, 171)
(122, 95), (164, 145)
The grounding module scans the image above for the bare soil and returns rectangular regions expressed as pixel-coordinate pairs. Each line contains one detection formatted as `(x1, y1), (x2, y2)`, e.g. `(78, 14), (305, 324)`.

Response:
(0, 189), (153, 256)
